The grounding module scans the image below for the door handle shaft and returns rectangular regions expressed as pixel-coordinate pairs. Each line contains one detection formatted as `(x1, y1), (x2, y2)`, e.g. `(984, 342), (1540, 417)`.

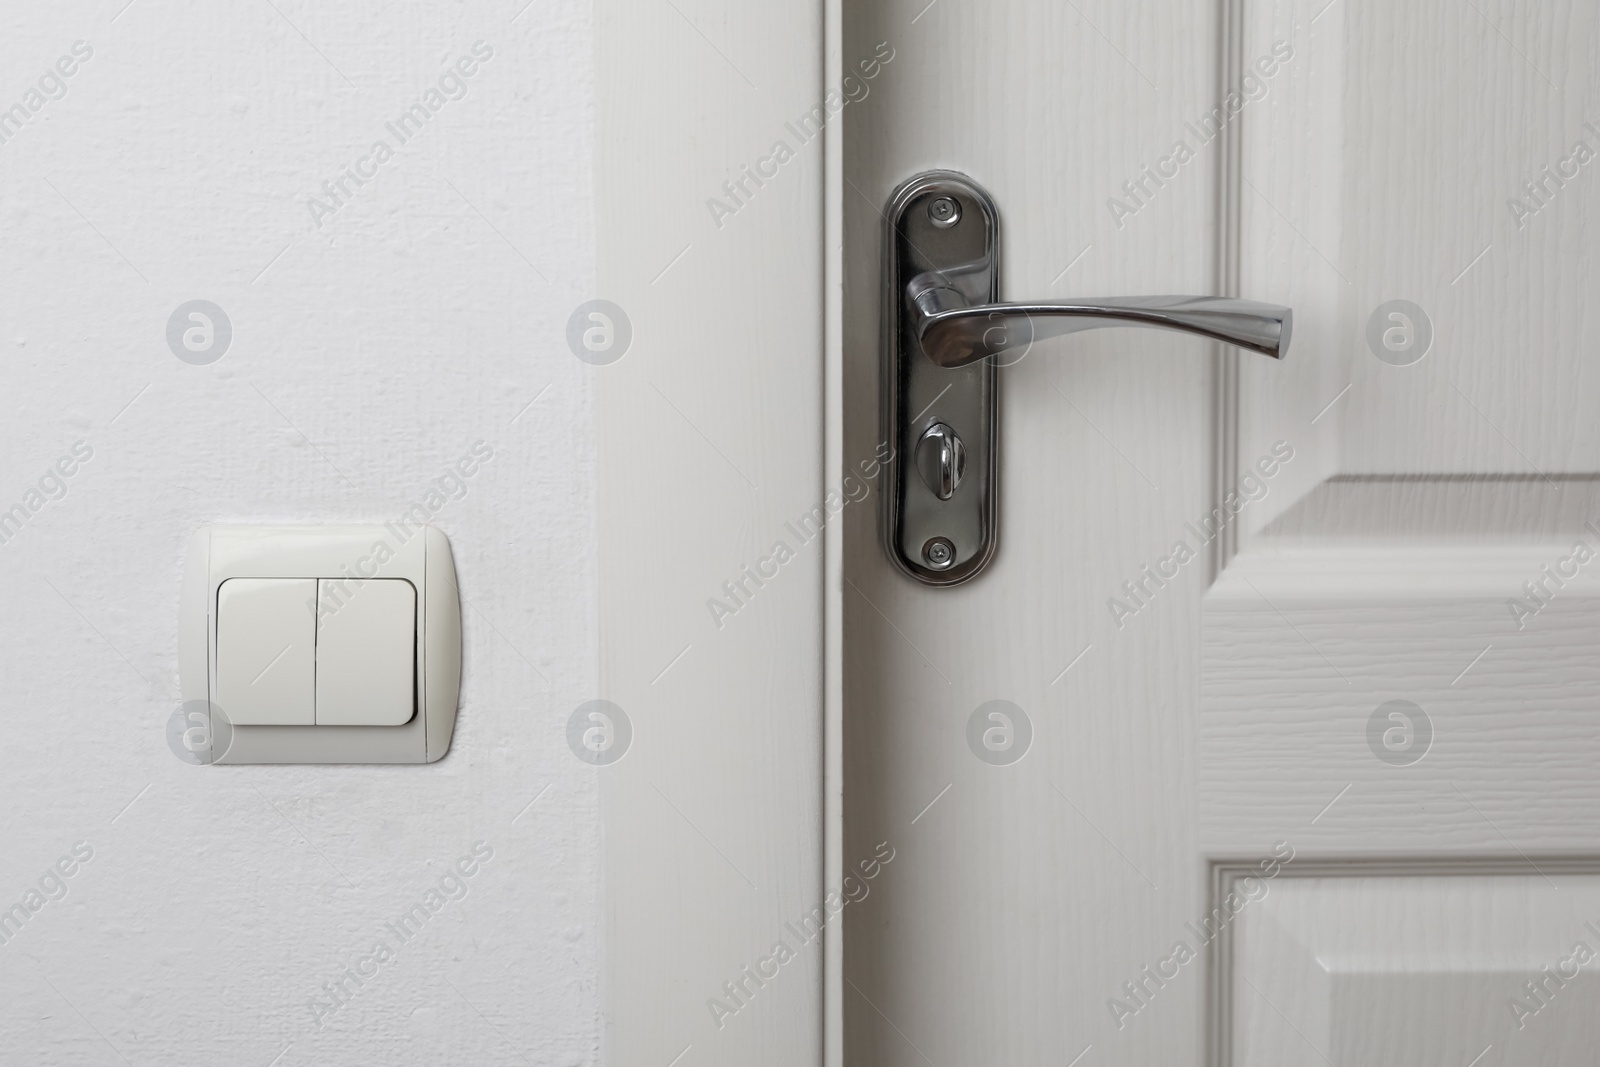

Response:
(910, 279), (1291, 368)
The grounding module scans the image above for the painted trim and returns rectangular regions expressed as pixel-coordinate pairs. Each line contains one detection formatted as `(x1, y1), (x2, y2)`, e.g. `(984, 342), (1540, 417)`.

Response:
(823, 0), (844, 1062)
(595, 0), (828, 1058)
(1211, 0), (1246, 580)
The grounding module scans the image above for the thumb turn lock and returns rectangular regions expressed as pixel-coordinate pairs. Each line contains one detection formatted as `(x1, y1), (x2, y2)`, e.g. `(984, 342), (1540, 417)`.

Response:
(916, 422), (966, 501)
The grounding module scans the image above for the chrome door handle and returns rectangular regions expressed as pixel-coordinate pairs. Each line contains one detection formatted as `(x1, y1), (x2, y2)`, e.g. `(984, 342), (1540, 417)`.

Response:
(909, 280), (1291, 368)
(881, 171), (1290, 585)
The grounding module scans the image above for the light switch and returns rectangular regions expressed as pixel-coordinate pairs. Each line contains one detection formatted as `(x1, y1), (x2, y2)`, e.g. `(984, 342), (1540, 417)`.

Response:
(314, 578), (416, 726)
(184, 524), (460, 763)
(215, 577), (317, 726)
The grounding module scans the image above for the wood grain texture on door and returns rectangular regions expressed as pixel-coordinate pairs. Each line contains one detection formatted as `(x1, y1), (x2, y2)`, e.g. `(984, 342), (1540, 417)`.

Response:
(845, 1), (1228, 1065)
(1221, 864), (1600, 1067)
(848, 0), (1600, 1064)
(1206, 0), (1600, 1062)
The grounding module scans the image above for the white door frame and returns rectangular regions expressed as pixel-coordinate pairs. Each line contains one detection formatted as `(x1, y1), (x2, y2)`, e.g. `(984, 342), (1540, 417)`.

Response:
(594, 1), (844, 1064)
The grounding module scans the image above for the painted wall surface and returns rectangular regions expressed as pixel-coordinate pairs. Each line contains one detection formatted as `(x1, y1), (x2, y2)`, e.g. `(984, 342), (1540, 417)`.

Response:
(0, 2), (599, 1064)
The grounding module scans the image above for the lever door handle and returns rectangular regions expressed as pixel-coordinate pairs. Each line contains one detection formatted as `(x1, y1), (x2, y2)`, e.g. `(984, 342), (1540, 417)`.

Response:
(881, 170), (1291, 585)
(909, 279), (1292, 368)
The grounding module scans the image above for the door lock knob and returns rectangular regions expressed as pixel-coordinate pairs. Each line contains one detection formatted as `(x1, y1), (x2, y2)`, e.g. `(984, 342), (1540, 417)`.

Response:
(916, 422), (966, 501)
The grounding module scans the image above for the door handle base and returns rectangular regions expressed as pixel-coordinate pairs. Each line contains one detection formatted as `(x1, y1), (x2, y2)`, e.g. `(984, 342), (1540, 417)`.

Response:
(881, 171), (1001, 585)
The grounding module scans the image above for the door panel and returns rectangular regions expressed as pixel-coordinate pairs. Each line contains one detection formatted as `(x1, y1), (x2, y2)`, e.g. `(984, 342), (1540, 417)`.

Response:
(1228, 869), (1600, 1066)
(1202, 481), (1600, 852)
(1238, 0), (1600, 513)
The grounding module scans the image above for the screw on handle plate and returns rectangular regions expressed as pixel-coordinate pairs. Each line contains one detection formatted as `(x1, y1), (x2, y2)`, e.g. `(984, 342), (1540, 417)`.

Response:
(923, 537), (956, 569)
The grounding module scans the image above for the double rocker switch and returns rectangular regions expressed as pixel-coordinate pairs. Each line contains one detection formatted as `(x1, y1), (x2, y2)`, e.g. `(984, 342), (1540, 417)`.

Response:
(216, 576), (416, 727)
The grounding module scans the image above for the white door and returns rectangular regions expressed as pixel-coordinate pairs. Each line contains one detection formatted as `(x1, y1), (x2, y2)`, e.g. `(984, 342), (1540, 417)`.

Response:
(843, 1), (1600, 1065)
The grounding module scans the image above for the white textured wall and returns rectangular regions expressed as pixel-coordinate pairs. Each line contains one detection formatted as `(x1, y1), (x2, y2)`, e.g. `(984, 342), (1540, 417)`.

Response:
(0, 2), (599, 1064)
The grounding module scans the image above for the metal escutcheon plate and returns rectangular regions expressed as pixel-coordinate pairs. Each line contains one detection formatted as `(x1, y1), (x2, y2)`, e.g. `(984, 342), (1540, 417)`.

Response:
(881, 171), (999, 585)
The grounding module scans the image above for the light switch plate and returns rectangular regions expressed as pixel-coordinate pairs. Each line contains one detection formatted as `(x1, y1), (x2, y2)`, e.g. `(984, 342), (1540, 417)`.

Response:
(180, 524), (462, 764)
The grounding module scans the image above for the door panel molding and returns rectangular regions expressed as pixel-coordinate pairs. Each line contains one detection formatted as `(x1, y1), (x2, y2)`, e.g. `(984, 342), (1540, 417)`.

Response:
(1209, 858), (1600, 1067)
(1213, 0), (1246, 575)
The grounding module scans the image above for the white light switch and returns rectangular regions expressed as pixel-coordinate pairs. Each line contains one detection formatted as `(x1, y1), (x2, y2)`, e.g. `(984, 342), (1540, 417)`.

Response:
(184, 524), (460, 763)
(314, 578), (416, 726)
(215, 577), (317, 726)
